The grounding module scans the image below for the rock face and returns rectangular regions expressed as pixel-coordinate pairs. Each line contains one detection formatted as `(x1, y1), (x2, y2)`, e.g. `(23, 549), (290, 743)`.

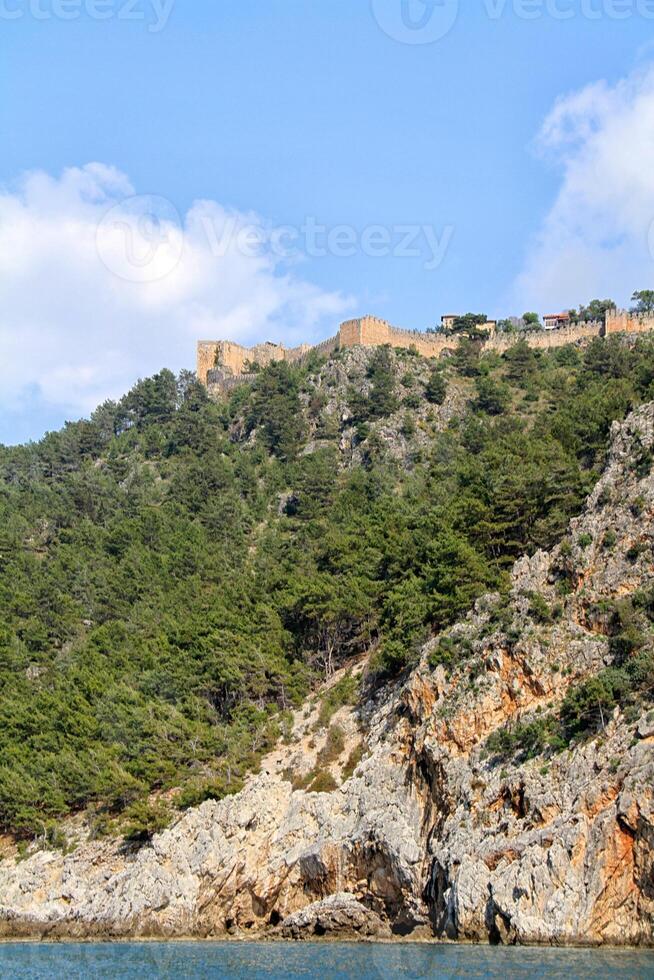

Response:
(295, 344), (470, 470)
(1, 406), (654, 945)
(280, 893), (390, 939)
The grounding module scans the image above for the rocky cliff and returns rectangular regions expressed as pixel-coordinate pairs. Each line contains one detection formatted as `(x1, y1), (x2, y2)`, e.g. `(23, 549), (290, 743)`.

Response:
(1, 405), (653, 945)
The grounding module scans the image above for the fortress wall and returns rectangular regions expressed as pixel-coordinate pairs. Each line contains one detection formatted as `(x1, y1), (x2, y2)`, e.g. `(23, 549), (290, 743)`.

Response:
(385, 323), (451, 358)
(197, 340), (257, 383)
(197, 339), (313, 383)
(207, 372), (257, 397)
(606, 310), (654, 335)
(487, 320), (603, 355)
(339, 318), (365, 347)
(219, 341), (258, 374)
(199, 312), (654, 393)
(307, 335), (339, 359)
(196, 342), (220, 386)
(358, 316), (393, 346)
(339, 317), (450, 358)
(284, 343), (313, 363)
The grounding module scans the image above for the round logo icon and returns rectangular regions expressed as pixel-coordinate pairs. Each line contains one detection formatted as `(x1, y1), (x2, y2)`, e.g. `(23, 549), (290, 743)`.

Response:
(371, 0), (459, 44)
(96, 194), (183, 283)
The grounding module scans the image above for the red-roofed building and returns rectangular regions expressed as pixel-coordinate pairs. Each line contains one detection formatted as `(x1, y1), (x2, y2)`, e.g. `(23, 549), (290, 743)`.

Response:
(543, 312), (571, 331)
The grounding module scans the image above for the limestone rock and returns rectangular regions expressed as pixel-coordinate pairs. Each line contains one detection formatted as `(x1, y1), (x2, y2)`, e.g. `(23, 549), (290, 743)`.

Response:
(280, 892), (390, 939)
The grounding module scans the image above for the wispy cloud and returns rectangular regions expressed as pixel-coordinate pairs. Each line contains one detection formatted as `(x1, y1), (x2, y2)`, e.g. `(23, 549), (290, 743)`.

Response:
(509, 65), (654, 313)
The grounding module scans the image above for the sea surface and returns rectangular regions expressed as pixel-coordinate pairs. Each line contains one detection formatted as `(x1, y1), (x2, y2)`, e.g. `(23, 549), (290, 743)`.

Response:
(0, 942), (653, 979)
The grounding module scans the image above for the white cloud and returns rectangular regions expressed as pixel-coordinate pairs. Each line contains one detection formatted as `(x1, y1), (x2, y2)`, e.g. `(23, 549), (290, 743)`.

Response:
(0, 164), (351, 435)
(510, 65), (654, 314)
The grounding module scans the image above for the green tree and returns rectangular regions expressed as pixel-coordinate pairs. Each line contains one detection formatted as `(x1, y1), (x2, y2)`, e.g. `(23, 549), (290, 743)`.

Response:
(366, 346), (399, 419)
(474, 376), (510, 415)
(504, 339), (538, 385)
(447, 313), (490, 339)
(246, 362), (306, 460)
(574, 298), (616, 323)
(631, 290), (654, 315)
(453, 337), (483, 377)
(425, 368), (447, 405)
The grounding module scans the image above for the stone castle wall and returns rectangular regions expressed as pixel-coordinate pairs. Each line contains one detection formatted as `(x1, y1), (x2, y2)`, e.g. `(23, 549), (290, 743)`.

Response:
(196, 339), (312, 385)
(488, 319), (604, 355)
(198, 310), (654, 390)
(340, 316), (453, 357)
(605, 310), (654, 336)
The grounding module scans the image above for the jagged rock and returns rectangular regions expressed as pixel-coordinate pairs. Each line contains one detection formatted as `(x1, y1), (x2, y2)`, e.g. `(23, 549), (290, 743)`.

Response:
(638, 712), (654, 740)
(280, 892), (390, 939)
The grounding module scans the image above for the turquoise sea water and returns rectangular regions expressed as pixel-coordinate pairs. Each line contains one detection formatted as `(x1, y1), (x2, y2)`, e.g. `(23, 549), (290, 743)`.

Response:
(0, 942), (653, 979)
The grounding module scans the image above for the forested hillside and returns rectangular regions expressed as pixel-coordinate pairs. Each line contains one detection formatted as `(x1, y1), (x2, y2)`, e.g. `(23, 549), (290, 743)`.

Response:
(1, 335), (654, 840)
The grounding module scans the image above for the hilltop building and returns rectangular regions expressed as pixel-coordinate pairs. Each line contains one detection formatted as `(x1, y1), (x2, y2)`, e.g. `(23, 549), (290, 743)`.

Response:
(544, 312), (571, 330)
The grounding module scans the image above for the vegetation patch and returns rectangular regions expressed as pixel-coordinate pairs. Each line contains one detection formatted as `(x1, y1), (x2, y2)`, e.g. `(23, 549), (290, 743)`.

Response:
(341, 742), (365, 780)
(485, 651), (654, 762)
(317, 725), (346, 767)
(315, 673), (359, 730)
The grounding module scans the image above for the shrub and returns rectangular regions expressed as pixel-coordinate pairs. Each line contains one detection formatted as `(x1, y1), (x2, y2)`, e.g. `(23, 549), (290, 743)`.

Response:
(317, 725), (346, 767)
(401, 413), (417, 438)
(316, 673), (358, 729)
(474, 376), (510, 416)
(633, 585), (654, 620)
(367, 347), (399, 419)
(308, 771), (339, 793)
(428, 635), (473, 672)
(176, 777), (241, 810)
(609, 624), (645, 664)
(560, 669), (630, 739)
(631, 495), (646, 517)
(486, 715), (565, 761)
(528, 592), (552, 624)
(402, 393), (421, 410)
(626, 542), (645, 562)
(341, 742), (364, 780)
(122, 800), (171, 843)
(425, 369), (447, 405)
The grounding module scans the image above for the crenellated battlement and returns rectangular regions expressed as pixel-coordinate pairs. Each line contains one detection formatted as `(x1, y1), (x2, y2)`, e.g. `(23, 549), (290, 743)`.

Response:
(198, 310), (654, 392)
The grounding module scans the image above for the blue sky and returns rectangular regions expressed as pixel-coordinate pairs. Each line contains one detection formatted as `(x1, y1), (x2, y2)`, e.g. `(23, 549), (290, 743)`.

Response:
(2, 1), (654, 442)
